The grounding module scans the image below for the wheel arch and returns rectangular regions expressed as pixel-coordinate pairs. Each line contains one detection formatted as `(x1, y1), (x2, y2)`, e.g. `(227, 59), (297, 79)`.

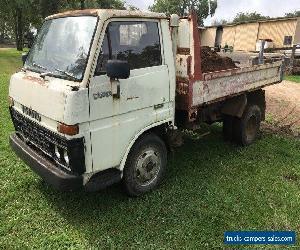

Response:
(221, 89), (265, 120)
(119, 120), (171, 171)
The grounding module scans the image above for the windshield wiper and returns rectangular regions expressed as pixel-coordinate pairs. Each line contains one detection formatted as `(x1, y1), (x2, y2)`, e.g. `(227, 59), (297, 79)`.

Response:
(54, 68), (78, 81)
(39, 68), (78, 81)
(39, 69), (78, 81)
(32, 62), (47, 70)
(40, 71), (54, 79)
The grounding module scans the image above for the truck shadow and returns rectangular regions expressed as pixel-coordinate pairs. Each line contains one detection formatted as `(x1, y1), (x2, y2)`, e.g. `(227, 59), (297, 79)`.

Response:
(38, 125), (269, 247)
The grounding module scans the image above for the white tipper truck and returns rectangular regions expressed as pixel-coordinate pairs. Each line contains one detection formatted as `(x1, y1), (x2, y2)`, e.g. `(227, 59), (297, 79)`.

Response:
(9, 9), (284, 196)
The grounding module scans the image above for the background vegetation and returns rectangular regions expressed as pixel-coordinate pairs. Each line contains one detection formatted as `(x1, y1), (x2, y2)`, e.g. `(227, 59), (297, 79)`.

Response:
(212, 10), (300, 26)
(0, 0), (126, 51)
(0, 0), (219, 49)
(149, 0), (217, 26)
(285, 75), (300, 83)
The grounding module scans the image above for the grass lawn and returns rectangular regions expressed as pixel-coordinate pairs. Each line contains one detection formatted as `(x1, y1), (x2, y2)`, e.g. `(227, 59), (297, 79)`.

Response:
(285, 75), (300, 83)
(1, 49), (300, 249)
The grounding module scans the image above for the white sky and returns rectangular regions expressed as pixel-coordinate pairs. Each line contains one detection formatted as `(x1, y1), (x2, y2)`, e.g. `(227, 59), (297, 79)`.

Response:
(125, 0), (300, 25)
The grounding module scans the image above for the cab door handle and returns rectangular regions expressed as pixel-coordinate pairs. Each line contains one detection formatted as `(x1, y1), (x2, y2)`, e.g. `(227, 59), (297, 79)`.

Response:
(154, 103), (164, 110)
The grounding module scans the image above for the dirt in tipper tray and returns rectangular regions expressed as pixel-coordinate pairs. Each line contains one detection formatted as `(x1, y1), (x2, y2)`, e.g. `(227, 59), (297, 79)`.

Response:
(201, 46), (239, 73)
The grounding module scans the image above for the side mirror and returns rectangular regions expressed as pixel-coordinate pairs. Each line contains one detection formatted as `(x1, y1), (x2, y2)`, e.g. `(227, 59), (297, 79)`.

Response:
(22, 53), (28, 65)
(106, 60), (130, 79)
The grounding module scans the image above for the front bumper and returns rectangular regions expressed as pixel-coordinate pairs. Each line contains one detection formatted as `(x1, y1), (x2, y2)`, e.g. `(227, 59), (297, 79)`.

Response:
(10, 133), (83, 191)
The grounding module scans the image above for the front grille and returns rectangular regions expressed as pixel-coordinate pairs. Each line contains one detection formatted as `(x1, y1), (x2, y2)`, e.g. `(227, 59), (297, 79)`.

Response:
(10, 108), (67, 157)
(10, 108), (86, 174)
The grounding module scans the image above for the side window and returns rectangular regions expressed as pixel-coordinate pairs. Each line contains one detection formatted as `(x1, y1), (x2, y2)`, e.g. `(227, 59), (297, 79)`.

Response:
(95, 31), (110, 75)
(284, 36), (293, 46)
(96, 21), (162, 73)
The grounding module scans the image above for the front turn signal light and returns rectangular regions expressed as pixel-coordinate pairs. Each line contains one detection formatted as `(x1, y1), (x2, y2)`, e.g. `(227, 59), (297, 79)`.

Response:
(57, 123), (79, 136)
(8, 96), (14, 107)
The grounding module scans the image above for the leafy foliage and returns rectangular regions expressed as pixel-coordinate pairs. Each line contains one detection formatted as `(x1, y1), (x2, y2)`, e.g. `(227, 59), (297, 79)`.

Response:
(211, 19), (227, 26)
(0, 0), (41, 50)
(0, 0), (126, 51)
(149, 0), (217, 25)
(285, 11), (300, 18)
(232, 12), (270, 23)
(285, 75), (300, 83)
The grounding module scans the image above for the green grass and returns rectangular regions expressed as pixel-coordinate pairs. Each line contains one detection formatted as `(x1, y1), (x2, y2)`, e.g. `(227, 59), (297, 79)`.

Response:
(285, 75), (300, 83)
(1, 49), (300, 249)
(0, 49), (25, 75)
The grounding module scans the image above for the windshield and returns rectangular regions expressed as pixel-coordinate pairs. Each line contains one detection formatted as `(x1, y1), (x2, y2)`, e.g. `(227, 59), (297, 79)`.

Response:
(25, 16), (98, 81)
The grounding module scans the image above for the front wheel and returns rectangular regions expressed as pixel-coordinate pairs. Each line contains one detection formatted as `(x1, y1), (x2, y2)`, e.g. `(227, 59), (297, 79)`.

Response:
(123, 133), (167, 197)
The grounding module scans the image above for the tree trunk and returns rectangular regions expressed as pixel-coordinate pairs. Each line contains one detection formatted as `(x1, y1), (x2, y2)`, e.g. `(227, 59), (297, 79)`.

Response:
(80, 0), (85, 9)
(15, 7), (23, 51)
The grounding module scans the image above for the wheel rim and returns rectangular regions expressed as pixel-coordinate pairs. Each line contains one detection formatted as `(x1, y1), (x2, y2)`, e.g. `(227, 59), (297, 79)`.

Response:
(245, 115), (257, 142)
(134, 149), (161, 186)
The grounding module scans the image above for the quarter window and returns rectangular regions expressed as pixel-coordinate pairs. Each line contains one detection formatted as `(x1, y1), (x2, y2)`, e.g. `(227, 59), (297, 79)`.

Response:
(96, 21), (162, 74)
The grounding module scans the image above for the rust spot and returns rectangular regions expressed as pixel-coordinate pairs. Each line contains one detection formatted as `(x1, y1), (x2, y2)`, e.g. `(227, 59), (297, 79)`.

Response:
(176, 82), (189, 95)
(190, 11), (202, 81)
(176, 76), (190, 109)
(46, 9), (166, 20)
(176, 76), (189, 83)
(127, 96), (139, 100)
(23, 75), (45, 85)
(177, 48), (190, 55)
(203, 67), (244, 81)
(176, 12), (203, 114)
(188, 108), (197, 122)
(187, 56), (192, 77)
(46, 9), (99, 20)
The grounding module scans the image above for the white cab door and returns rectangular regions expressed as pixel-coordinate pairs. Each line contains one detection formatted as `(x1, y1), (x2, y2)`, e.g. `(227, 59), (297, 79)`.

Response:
(89, 19), (171, 171)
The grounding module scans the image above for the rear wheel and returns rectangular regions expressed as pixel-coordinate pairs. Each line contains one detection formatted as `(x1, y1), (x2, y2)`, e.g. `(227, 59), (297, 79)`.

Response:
(233, 105), (262, 146)
(123, 133), (167, 197)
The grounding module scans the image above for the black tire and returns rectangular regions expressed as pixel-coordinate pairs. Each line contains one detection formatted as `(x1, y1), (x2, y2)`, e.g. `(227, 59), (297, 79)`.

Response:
(223, 115), (234, 141)
(123, 133), (167, 197)
(233, 105), (262, 146)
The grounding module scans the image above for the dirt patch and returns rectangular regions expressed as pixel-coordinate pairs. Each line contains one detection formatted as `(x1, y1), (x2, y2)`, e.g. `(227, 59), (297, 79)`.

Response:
(201, 46), (239, 73)
(283, 174), (299, 182)
(263, 80), (300, 138)
(0, 44), (15, 49)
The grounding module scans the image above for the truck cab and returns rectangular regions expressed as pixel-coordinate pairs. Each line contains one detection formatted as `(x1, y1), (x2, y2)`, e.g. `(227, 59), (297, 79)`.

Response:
(9, 10), (176, 195)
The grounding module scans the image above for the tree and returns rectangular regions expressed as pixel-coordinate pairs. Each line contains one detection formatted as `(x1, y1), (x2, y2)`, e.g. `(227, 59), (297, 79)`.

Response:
(0, 3), (14, 43)
(127, 5), (139, 11)
(0, 0), (126, 51)
(39, 0), (62, 18)
(149, 0), (217, 26)
(78, 0), (125, 9)
(232, 12), (269, 23)
(0, 0), (41, 50)
(61, 0), (126, 10)
(285, 11), (300, 18)
(80, 0), (85, 9)
(211, 19), (227, 26)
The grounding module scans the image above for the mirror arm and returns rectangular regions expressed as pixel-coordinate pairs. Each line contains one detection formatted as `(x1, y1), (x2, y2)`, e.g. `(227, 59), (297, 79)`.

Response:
(110, 78), (120, 98)
(22, 53), (28, 65)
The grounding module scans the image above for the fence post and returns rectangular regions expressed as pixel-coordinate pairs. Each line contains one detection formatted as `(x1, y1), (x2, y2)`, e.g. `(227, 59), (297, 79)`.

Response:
(289, 44), (297, 74)
(258, 40), (265, 64)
